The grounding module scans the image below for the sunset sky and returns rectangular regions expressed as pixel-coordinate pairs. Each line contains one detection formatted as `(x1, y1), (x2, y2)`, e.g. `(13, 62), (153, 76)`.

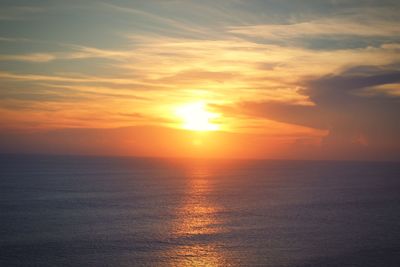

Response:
(0, 0), (399, 160)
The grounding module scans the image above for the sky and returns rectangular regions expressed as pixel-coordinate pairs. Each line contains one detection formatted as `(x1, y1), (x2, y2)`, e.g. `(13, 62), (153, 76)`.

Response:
(0, 0), (399, 160)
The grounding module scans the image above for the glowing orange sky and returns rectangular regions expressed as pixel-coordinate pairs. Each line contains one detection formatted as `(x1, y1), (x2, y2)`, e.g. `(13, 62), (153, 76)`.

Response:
(0, 1), (399, 160)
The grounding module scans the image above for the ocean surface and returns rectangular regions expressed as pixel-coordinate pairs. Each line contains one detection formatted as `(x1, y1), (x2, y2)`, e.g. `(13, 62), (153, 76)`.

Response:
(1, 155), (399, 266)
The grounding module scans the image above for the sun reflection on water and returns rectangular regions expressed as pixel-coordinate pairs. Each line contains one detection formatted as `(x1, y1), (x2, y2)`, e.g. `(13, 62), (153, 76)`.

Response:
(165, 166), (233, 266)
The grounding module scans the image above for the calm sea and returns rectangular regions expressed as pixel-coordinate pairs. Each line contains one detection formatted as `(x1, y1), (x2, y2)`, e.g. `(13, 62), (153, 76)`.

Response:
(1, 155), (399, 266)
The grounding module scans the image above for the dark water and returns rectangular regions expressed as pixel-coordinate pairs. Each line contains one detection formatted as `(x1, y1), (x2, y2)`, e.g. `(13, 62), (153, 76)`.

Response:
(1, 155), (399, 266)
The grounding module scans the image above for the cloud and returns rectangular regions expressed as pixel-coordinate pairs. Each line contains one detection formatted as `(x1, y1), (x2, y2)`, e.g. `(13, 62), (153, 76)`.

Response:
(59, 45), (134, 60)
(0, 6), (44, 20)
(218, 65), (400, 159)
(1, 34), (400, 141)
(0, 1), (399, 160)
(228, 17), (400, 39)
(0, 37), (33, 42)
(0, 71), (169, 89)
(102, 3), (212, 37)
(0, 53), (55, 62)
(0, 45), (135, 63)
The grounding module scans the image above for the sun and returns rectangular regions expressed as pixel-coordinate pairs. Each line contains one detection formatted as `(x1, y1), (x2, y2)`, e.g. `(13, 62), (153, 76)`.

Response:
(175, 102), (220, 131)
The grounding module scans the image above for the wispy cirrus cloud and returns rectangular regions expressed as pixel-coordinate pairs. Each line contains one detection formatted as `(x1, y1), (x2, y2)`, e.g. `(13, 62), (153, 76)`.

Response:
(0, 53), (56, 62)
(0, 37), (33, 42)
(0, 0), (399, 160)
(0, 71), (171, 90)
(1, 34), (400, 133)
(228, 16), (400, 39)
(102, 2), (214, 38)
(0, 6), (44, 20)
(0, 45), (134, 63)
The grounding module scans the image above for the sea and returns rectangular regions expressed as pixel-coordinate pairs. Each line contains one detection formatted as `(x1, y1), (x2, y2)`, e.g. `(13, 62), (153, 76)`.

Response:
(1, 154), (399, 266)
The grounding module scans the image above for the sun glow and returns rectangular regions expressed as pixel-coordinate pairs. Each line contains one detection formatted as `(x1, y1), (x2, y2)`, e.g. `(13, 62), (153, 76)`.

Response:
(176, 102), (220, 131)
